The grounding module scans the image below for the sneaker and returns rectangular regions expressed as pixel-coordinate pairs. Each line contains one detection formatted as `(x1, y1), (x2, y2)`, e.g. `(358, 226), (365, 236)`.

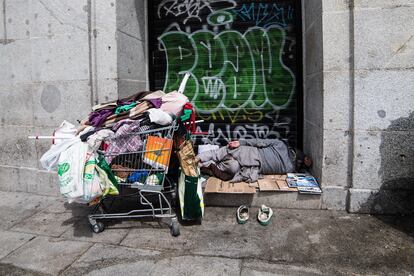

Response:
(257, 205), (273, 226)
(236, 205), (249, 224)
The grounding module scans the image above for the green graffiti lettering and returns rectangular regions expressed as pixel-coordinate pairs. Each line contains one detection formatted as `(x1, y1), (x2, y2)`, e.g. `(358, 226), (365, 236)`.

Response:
(158, 26), (295, 115)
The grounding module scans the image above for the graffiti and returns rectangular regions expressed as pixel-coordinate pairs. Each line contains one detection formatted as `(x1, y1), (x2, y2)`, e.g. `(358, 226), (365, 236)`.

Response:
(151, 0), (299, 145)
(233, 3), (294, 28)
(159, 25), (295, 115)
(198, 118), (291, 145)
(158, 0), (236, 24)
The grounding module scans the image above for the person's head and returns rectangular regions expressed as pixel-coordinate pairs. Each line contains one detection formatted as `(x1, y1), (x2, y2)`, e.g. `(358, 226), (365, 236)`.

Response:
(293, 148), (312, 172)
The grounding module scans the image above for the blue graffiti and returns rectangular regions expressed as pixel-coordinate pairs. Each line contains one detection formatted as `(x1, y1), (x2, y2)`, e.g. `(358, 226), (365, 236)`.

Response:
(233, 3), (293, 28)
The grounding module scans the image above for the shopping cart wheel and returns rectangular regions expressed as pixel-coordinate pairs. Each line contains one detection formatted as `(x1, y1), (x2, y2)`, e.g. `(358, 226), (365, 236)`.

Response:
(170, 220), (180, 237)
(92, 222), (105, 233)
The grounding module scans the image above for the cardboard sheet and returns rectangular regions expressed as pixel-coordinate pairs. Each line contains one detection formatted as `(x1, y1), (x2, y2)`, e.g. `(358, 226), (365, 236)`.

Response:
(258, 178), (279, 191)
(276, 180), (297, 192)
(204, 177), (256, 194)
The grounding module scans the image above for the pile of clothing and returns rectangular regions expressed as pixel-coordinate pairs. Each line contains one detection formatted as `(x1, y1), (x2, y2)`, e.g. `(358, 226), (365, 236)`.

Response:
(40, 90), (189, 204)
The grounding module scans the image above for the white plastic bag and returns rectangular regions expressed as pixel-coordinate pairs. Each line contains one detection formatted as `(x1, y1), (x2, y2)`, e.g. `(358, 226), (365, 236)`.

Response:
(39, 121), (78, 171)
(53, 120), (77, 145)
(81, 153), (103, 202)
(40, 137), (79, 171)
(57, 140), (88, 200)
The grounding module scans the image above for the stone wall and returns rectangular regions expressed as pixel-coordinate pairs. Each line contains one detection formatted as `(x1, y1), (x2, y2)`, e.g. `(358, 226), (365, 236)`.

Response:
(1, 0), (412, 213)
(348, 0), (414, 213)
(308, 0), (414, 213)
(0, 0), (118, 196)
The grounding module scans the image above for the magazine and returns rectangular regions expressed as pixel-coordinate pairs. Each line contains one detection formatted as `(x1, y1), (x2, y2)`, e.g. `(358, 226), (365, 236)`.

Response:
(286, 173), (322, 194)
(297, 186), (322, 194)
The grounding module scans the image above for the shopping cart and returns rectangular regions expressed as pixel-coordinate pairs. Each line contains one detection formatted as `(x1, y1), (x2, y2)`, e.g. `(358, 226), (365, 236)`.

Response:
(88, 120), (180, 236)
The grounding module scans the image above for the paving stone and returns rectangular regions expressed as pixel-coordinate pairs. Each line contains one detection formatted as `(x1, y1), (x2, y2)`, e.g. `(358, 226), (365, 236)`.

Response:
(11, 210), (76, 237)
(60, 218), (130, 245)
(120, 222), (193, 250)
(64, 243), (160, 274)
(241, 260), (323, 276)
(0, 230), (35, 259)
(333, 214), (414, 270)
(1, 236), (92, 275)
(0, 192), (57, 230)
(67, 256), (240, 276)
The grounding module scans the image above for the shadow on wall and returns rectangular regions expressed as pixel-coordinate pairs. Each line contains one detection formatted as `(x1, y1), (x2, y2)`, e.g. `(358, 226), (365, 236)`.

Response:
(359, 112), (414, 233)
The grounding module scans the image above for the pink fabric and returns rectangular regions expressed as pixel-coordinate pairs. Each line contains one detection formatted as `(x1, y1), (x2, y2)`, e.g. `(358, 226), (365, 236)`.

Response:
(160, 91), (188, 116)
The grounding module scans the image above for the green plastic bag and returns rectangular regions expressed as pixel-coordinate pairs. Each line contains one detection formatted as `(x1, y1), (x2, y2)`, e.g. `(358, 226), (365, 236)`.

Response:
(178, 171), (204, 220)
(96, 155), (119, 197)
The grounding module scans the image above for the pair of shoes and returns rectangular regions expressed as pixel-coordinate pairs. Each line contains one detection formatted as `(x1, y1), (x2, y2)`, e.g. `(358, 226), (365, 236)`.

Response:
(236, 205), (273, 225)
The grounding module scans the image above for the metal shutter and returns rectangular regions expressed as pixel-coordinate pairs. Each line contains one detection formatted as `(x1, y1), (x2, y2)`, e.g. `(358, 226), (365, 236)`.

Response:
(149, 0), (303, 147)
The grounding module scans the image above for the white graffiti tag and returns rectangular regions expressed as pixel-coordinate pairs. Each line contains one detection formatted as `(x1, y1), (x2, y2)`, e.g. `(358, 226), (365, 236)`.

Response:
(158, 0), (236, 24)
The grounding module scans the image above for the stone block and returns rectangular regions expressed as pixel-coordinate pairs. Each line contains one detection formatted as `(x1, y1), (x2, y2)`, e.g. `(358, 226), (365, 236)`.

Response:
(32, 80), (91, 127)
(116, 0), (145, 41)
(354, 5), (414, 70)
(118, 79), (148, 99)
(379, 129), (414, 191)
(30, 0), (88, 38)
(24, 168), (59, 196)
(0, 230), (34, 259)
(322, 129), (350, 187)
(0, 1), (4, 39)
(304, 121), (323, 180)
(95, 30), (117, 80)
(4, 0), (30, 40)
(0, 83), (34, 126)
(322, 11), (350, 72)
(323, 0), (350, 12)
(354, 70), (414, 131)
(323, 70), (351, 130)
(0, 39), (32, 86)
(305, 15), (323, 76)
(252, 192), (322, 209)
(321, 186), (348, 210)
(0, 165), (17, 192)
(94, 0), (117, 81)
(352, 130), (382, 190)
(348, 188), (414, 214)
(354, 0), (414, 9)
(117, 31), (147, 81)
(95, 78), (118, 105)
(0, 126), (37, 168)
(305, 72), (323, 129)
(94, 0), (117, 32)
(31, 33), (89, 82)
(304, 0), (322, 29)
(1, 236), (92, 275)
(348, 188), (378, 213)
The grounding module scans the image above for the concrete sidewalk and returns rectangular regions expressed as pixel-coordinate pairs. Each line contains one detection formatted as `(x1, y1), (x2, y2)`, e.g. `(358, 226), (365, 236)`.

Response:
(0, 191), (413, 275)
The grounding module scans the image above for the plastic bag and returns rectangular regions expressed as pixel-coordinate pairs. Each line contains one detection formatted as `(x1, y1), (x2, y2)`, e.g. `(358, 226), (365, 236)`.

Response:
(57, 140), (89, 200)
(81, 153), (103, 202)
(40, 137), (79, 171)
(39, 121), (78, 171)
(178, 170), (204, 220)
(53, 120), (77, 145)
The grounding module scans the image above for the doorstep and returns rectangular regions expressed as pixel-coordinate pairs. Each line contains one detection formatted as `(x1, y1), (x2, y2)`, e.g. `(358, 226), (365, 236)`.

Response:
(203, 176), (322, 209)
